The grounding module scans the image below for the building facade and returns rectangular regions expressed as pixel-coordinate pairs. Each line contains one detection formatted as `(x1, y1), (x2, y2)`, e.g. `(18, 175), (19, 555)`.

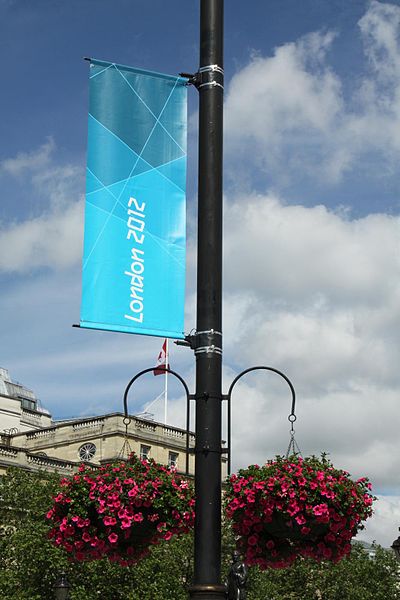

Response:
(0, 367), (226, 478)
(2, 412), (195, 476)
(0, 367), (52, 433)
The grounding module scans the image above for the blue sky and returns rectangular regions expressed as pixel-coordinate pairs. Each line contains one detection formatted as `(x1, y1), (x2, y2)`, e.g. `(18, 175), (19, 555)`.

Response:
(1, 0), (400, 546)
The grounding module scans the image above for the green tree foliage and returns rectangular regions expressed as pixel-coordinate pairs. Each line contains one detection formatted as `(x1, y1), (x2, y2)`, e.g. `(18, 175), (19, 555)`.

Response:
(0, 468), (193, 600)
(245, 544), (400, 600)
(0, 467), (399, 600)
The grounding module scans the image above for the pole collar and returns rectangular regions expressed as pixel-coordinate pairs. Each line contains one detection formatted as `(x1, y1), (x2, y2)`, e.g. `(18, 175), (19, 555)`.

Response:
(199, 64), (224, 74)
(194, 345), (222, 355)
(189, 584), (227, 599)
(188, 329), (223, 355)
(185, 64), (224, 90)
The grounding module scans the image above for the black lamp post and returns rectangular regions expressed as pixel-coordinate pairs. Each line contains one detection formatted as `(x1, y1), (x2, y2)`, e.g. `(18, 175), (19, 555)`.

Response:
(53, 572), (71, 600)
(122, 3), (298, 599)
(391, 528), (400, 561)
(189, 1), (225, 599)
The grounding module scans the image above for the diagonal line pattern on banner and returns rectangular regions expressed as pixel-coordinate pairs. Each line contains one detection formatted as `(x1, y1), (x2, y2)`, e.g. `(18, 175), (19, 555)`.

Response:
(83, 77), (181, 271)
(87, 155), (186, 198)
(86, 167), (126, 211)
(87, 114), (186, 195)
(114, 65), (186, 154)
(85, 198), (126, 224)
(144, 229), (185, 269)
(86, 168), (185, 269)
(89, 63), (114, 79)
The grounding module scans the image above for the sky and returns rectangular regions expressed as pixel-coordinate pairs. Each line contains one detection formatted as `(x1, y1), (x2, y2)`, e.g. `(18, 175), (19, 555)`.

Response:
(1, 0), (400, 548)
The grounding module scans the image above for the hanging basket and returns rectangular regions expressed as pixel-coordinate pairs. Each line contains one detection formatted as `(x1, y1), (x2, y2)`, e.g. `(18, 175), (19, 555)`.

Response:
(224, 454), (375, 570)
(47, 453), (195, 566)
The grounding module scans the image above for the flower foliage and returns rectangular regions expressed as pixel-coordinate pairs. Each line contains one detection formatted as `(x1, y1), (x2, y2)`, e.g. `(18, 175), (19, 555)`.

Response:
(224, 455), (375, 570)
(47, 453), (195, 566)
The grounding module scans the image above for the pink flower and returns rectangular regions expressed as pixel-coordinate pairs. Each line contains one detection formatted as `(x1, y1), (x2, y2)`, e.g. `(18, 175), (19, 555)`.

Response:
(248, 535), (258, 546)
(108, 533), (118, 544)
(148, 513), (159, 522)
(121, 519), (132, 529)
(133, 513), (144, 522)
(295, 514), (306, 525)
(313, 503), (329, 517)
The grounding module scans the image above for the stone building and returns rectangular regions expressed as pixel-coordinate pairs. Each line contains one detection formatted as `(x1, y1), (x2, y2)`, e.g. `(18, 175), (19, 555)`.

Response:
(0, 367), (52, 433)
(1, 412), (195, 476)
(0, 367), (226, 478)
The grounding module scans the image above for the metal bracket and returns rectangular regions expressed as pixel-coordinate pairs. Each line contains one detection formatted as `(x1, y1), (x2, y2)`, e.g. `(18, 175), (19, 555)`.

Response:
(224, 366), (297, 476)
(180, 64), (224, 90)
(192, 445), (228, 455)
(187, 329), (223, 356)
(198, 64), (224, 89)
(195, 345), (222, 356)
(191, 393), (223, 401)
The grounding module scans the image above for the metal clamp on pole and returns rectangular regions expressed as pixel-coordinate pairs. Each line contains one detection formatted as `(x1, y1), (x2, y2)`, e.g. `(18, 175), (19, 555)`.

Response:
(198, 64), (224, 90)
(193, 329), (223, 356)
(180, 65), (224, 91)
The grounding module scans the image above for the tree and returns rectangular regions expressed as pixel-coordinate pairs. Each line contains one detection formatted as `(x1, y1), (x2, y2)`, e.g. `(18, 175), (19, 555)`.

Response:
(0, 467), (193, 600)
(0, 467), (399, 600)
(245, 544), (400, 600)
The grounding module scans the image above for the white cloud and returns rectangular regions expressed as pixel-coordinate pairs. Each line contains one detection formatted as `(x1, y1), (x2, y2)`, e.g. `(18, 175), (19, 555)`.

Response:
(359, 0), (400, 83)
(0, 201), (83, 272)
(0, 137), (55, 176)
(360, 495), (400, 547)
(220, 192), (400, 498)
(0, 139), (84, 272)
(224, 194), (400, 307)
(226, 32), (341, 139)
(224, 1), (400, 185)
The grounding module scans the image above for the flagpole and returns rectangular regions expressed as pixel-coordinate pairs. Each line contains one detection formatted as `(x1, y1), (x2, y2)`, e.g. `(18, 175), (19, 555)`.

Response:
(164, 338), (168, 424)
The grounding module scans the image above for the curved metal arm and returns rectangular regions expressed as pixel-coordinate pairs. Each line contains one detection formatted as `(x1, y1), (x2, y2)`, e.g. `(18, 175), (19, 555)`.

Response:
(123, 367), (192, 475)
(225, 366), (297, 475)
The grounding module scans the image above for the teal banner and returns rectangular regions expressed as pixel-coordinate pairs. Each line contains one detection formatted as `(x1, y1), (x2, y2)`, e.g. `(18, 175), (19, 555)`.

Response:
(80, 60), (188, 339)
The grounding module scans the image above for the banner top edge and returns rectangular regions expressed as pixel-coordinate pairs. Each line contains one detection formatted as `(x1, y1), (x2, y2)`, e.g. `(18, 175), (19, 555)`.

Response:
(88, 58), (189, 84)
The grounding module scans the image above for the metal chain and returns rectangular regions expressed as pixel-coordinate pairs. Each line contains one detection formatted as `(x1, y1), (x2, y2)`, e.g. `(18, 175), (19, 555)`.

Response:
(285, 414), (302, 458)
(118, 417), (133, 460)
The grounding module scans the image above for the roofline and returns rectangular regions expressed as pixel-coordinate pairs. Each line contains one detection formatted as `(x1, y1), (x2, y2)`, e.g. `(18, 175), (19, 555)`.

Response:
(10, 412), (195, 437)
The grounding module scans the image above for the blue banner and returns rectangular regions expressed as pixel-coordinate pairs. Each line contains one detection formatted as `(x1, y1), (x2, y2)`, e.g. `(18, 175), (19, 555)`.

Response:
(80, 59), (187, 339)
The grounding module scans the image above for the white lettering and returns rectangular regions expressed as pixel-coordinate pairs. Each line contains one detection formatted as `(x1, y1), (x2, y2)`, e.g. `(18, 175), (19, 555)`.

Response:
(127, 216), (145, 232)
(130, 261), (144, 275)
(124, 197), (146, 324)
(131, 248), (144, 263)
(128, 197), (146, 212)
(130, 299), (143, 313)
(124, 313), (144, 323)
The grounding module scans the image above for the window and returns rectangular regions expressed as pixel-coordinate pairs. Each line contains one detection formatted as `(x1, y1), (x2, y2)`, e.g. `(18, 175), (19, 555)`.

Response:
(78, 443), (97, 461)
(21, 398), (36, 412)
(168, 451), (179, 468)
(140, 444), (151, 461)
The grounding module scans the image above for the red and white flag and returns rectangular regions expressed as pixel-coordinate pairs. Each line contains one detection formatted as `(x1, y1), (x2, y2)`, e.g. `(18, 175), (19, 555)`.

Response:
(153, 339), (169, 376)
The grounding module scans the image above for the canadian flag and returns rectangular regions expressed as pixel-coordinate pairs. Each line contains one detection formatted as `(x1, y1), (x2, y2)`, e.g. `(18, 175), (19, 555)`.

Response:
(153, 339), (169, 376)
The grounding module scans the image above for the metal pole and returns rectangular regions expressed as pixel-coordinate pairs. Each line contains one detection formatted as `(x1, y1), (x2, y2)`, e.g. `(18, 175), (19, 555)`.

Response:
(164, 339), (168, 424)
(189, 1), (225, 599)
